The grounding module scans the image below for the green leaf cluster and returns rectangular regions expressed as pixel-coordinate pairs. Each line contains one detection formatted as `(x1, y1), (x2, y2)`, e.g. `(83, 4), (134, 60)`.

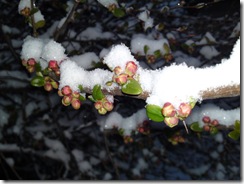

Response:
(228, 120), (240, 141)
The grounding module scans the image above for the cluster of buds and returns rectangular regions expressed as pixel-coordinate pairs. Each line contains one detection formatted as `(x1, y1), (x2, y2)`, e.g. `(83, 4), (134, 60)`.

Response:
(123, 135), (133, 144)
(137, 121), (150, 135)
(168, 132), (185, 145)
(48, 60), (60, 77)
(22, 58), (36, 73)
(112, 61), (138, 85)
(146, 55), (156, 64)
(43, 76), (58, 92)
(94, 97), (114, 115)
(202, 116), (219, 132)
(162, 102), (194, 128)
(59, 86), (81, 110)
(163, 53), (173, 62)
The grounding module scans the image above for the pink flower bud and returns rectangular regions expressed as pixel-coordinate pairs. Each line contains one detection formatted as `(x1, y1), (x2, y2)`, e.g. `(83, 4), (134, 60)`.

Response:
(61, 86), (72, 96)
(164, 116), (179, 128)
(125, 61), (137, 77)
(62, 95), (72, 106)
(114, 73), (128, 85)
(203, 125), (210, 132)
(44, 82), (53, 91)
(94, 101), (103, 110)
(202, 116), (211, 124)
(98, 107), (107, 115)
(178, 103), (192, 118)
(58, 90), (63, 96)
(27, 58), (36, 66)
(162, 102), (176, 117)
(48, 60), (58, 70)
(113, 66), (123, 75)
(72, 91), (80, 99)
(71, 99), (81, 110)
(211, 119), (219, 126)
(103, 101), (114, 111)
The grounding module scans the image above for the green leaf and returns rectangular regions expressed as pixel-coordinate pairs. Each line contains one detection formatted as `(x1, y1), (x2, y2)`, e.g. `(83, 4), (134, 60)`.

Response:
(190, 122), (203, 132)
(34, 20), (45, 29)
(112, 8), (125, 18)
(88, 95), (95, 102)
(35, 63), (42, 72)
(30, 8), (39, 16)
(163, 43), (170, 54)
(146, 104), (164, 122)
(92, 84), (105, 101)
(79, 94), (86, 101)
(153, 50), (162, 59)
(31, 76), (44, 87)
(78, 85), (83, 92)
(228, 130), (240, 141)
(210, 126), (218, 135)
(144, 45), (149, 55)
(234, 120), (240, 133)
(121, 78), (142, 95)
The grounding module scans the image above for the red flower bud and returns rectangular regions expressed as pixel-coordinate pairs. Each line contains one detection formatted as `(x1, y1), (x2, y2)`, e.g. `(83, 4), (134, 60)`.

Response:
(125, 61), (137, 77)
(162, 102), (176, 117)
(61, 86), (72, 96)
(178, 103), (192, 118)
(27, 58), (36, 66)
(48, 60), (58, 71)
(211, 119), (219, 126)
(44, 82), (53, 91)
(202, 116), (211, 124)
(164, 116), (179, 128)
(71, 99), (81, 110)
(94, 101), (103, 110)
(114, 73), (128, 85)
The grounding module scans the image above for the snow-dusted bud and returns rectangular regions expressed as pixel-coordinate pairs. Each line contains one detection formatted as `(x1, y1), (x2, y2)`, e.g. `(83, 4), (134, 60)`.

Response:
(103, 101), (113, 111)
(164, 116), (179, 128)
(44, 82), (52, 91)
(125, 61), (138, 77)
(202, 116), (211, 124)
(162, 102), (176, 117)
(114, 73), (128, 85)
(113, 66), (123, 75)
(48, 60), (58, 70)
(62, 95), (72, 106)
(61, 86), (72, 96)
(71, 99), (81, 110)
(177, 103), (192, 118)
(20, 7), (31, 17)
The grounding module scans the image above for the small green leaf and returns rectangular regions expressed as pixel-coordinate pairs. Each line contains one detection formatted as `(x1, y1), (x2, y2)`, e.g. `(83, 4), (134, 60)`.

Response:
(121, 78), (142, 95)
(112, 8), (125, 18)
(210, 126), (218, 135)
(144, 45), (149, 55)
(190, 122), (203, 132)
(34, 20), (45, 29)
(163, 43), (170, 54)
(92, 84), (105, 101)
(88, 95), (95, 102)
(146, 104), (164, 122)
(153, 50), (162, 59)
(31, 76), (45, 87)
(35, 63), (42, 72)
(79, 94), (86, 101)
(228, 130), (240, 141)
(30, 8), (39, 16)
(234, 120), (240, 133)
(78, 85), (83, 92)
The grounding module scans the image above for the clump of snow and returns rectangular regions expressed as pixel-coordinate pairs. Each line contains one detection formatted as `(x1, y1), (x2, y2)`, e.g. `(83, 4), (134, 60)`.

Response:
(78, 23), (114, 40)
(97, 0), (118, 8)
(32, 10), (45, 25)
(41, 40), (67, 63)
(137, 10), (154, 30)
(199, 46), (219, 60)
(196, 32), (217, 45)
(185, 103), (240, 127)
(18, 0), (31, 13)
(130, 34), (170, 56)
(70, 52), (99, 69)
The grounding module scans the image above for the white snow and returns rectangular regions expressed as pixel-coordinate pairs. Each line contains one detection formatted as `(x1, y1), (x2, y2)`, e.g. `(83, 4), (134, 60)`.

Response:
(199, 46), (219, 60)
(18, 0), (31, 13)
(130, 34), (170, 56)
(33, 10), (45, 24)
(137, 10), (154, 30)
(103, 172), (112, 180)
(70, 52), (100, 69)
(229, 22), (240, 38)
(196, 32), (217, 45)
(97, 0), (118, 8)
